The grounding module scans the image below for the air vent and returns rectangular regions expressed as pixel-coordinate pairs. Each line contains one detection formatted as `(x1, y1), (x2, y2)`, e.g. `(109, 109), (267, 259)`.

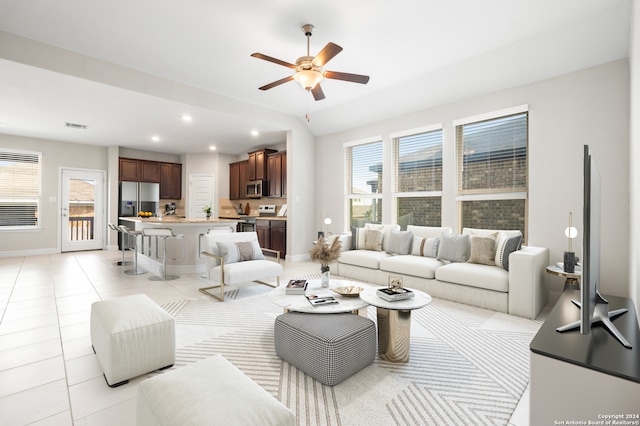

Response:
(65, 122), (88, 130)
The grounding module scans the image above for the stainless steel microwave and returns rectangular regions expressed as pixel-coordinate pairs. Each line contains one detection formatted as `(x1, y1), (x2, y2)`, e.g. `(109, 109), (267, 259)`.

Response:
(246, 180), (266, 198)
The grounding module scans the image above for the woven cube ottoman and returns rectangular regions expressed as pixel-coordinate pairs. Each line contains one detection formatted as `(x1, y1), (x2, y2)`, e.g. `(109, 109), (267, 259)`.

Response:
(274, 312), (376, 386)
(90, 293), (175, 387)
(137, 354), (295, 426)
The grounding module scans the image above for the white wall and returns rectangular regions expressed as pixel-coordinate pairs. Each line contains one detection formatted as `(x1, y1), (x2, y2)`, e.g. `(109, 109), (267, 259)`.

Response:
(316, 59), (631, 299)
(0, 134), (109, 255)
(630, 0), (640, 325)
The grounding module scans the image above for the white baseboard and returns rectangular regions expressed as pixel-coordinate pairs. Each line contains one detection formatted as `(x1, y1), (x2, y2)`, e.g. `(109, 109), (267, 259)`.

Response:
(287, 253), (311, 262)
(0, 248), (59, 258)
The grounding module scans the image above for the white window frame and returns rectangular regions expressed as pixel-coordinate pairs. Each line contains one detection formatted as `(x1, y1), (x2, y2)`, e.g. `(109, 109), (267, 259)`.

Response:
(344, 136), (384, 227)
(390, 124), (444, 226)
(453, 105), (529, 235)
(0, 148), (42, 231)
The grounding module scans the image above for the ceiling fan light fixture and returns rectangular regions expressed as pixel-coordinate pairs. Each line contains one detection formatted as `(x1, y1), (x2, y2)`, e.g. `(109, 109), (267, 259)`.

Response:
(294, 69), (323, 90)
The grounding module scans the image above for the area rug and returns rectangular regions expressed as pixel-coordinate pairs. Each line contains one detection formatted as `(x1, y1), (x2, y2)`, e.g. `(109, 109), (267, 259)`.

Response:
(161, 285), (546, 426)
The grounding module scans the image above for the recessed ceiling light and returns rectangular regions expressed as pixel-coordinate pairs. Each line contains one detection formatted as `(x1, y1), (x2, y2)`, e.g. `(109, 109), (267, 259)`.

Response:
(251, 130), (259, 137)
(209, 145), (217, 151)
(151, 136), (160, 142)
(182, 115), (192, 122)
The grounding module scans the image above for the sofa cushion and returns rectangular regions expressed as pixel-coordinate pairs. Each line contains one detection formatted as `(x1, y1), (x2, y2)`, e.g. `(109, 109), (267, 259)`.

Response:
(217, 240), (265, 264)
(364, 229), (384, 251)
(411, 236), (439, 258)
(339, 249), (392, 269)
(462, 228), (522, 265)
(437, 233), (470, 262)
(407, 225), (453, 239)
(436, 262), (509, 292)
(379, 255), (444, 279)
(496, 234), (523, 270)
(365, 223), (401, 252)
(467, 232), (498, 266)
(350, 226), (366, 250)
(386, 230), (413, 255)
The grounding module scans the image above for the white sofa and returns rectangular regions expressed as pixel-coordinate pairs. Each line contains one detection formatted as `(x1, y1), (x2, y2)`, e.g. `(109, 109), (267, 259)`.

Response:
(334, 224), (549, 319)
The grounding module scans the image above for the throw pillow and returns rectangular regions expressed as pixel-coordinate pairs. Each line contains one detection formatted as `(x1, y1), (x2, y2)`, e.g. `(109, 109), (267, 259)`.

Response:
(411, 236), (439, 258)
(468, 232), (498, 266)
(437, 233), (470, 262)
(386, 230), (413, 255)
(350, 226), (366, 250)
(216, 240), (265, 264)
(496, 234), (523, 270)
(364, 229), (384, 251)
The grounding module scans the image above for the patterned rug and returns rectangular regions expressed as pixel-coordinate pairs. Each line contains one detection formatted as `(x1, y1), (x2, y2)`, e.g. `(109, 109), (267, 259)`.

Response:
(161, 282), (546, 426)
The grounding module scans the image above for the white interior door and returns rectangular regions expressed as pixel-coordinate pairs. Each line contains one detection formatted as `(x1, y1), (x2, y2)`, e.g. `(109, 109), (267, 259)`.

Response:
(60, 168), (105, 252)
(189, 174), (214, 218)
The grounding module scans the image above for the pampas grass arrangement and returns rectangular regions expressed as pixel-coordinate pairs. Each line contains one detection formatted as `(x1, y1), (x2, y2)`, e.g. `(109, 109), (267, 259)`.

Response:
(309, 236), (342, 268)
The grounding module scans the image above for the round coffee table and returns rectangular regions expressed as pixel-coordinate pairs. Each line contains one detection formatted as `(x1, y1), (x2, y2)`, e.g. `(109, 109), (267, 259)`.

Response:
(359, 287), (432, 362)
(268, 279), (372, 314)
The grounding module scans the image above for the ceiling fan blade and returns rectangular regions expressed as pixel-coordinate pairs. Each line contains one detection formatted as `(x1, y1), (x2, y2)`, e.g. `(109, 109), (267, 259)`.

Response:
(311, 84), (325, 101)
(324, 71), (370, 84)
(312, 42), (343, 66)
(258, 76), (295, 91)
(251, 53), (296, 69)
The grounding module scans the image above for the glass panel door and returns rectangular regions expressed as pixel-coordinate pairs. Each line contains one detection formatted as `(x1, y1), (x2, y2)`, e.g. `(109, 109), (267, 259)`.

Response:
(61, 169), (104, 252)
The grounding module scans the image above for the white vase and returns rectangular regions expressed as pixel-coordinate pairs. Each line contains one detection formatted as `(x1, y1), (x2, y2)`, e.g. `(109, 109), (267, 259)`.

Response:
(320, 265), (330, 288)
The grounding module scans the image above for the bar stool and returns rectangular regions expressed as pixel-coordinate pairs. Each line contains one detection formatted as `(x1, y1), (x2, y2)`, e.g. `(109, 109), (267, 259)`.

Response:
(109, 223), (133, 266)
(142, 228), (185, 281)
(119, 225), (147, 275)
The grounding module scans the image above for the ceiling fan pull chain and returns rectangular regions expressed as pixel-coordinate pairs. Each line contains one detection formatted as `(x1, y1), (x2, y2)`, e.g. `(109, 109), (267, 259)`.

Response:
(305, 90), (311, 122)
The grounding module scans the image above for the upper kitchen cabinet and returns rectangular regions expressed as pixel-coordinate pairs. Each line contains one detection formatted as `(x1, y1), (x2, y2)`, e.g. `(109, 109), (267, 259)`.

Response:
(248, 149), (276, 181)
(229, 160), (248, 200)
(139, 161), (161, 183)
(119, 158), (140, 181)
(268, 151), (286, 198)
(160, 162), (182, 199)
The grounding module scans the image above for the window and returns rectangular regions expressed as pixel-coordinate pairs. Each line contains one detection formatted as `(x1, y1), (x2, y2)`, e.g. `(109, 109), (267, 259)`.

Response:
(456, 109), (528, 237)
(345, 139), (383, 227)
(0, 149), (42, 228)
(392, 127), (443, 229)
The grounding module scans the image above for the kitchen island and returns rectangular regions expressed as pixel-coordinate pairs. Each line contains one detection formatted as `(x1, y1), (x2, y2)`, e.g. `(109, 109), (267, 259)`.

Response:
(119, 217), (238, 275)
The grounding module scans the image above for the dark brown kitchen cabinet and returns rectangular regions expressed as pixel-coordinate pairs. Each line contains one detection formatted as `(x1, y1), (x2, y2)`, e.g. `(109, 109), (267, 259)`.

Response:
(229, 160), (248, 200)
(256, 219), (271, 250)
(268, 151), (286, 197)
(160, 163), (182, 199)
(119, 158), (140, 182)
(248, 149), (276, 181)
(140, 160), (161, 183)
(256, 219), (286, 257)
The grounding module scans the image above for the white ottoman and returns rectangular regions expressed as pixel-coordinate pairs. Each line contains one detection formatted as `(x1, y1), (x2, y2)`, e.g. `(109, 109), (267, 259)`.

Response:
(137, 354), (296, 426)
(90, 294), (175, 387)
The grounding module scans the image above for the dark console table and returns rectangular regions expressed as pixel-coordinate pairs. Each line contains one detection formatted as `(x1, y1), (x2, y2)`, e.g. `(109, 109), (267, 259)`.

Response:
(529, 290), (640, 424)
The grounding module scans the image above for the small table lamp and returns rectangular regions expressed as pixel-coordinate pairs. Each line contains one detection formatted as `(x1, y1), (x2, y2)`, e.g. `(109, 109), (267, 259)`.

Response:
(564, 212), (578, 273)
(324, 217), (332, 236)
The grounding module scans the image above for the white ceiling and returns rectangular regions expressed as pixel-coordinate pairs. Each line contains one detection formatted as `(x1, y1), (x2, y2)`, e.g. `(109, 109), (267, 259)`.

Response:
(0, 0), (631, 156)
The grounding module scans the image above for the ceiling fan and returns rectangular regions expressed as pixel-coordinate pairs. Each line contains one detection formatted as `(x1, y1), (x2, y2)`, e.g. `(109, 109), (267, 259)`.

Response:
(251, 24), (370, 101)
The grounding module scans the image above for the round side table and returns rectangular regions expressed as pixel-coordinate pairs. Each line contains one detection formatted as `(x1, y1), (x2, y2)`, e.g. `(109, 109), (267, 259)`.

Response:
(546, 264), (581, 291)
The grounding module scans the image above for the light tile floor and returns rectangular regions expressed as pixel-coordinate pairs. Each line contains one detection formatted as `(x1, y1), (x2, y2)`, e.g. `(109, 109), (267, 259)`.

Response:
(0, 250), (531, 425)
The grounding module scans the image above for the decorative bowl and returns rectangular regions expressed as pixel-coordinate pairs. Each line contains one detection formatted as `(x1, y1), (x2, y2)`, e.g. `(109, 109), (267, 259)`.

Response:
(332, 286), (364, 297)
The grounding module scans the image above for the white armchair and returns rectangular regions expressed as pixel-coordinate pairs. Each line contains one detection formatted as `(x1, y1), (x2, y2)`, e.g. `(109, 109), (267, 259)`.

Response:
(200, 231), (282, 301)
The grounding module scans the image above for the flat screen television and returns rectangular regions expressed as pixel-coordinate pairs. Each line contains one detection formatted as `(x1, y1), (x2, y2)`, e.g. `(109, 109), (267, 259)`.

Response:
(556, 145), (631, 348)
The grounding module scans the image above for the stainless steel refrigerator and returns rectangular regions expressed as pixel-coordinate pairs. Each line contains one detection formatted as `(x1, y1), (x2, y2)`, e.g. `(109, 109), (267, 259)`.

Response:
(118, 182), (160, 217)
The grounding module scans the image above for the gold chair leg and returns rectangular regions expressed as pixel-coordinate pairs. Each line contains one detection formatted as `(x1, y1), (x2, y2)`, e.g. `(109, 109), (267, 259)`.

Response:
(199, 284), (225, 302)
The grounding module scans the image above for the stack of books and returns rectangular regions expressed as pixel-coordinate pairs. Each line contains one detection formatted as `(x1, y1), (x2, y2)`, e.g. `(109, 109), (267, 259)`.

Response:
(376, 287), (415, 302)
(306, 294), (338, 306)
(285, 279), (308, 295)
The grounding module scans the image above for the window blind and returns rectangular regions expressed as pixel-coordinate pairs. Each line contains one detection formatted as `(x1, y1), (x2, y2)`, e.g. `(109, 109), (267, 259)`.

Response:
(457, 112), (528, 194)
(393, 129), (443, 193)
(0, 150), (41, 227)
(346, 141), (383, 195)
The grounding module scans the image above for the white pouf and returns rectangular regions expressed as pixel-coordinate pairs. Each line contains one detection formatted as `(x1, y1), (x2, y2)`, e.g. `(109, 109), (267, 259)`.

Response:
(90, 294), (175, 387)
(137, 354), (296, 426)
